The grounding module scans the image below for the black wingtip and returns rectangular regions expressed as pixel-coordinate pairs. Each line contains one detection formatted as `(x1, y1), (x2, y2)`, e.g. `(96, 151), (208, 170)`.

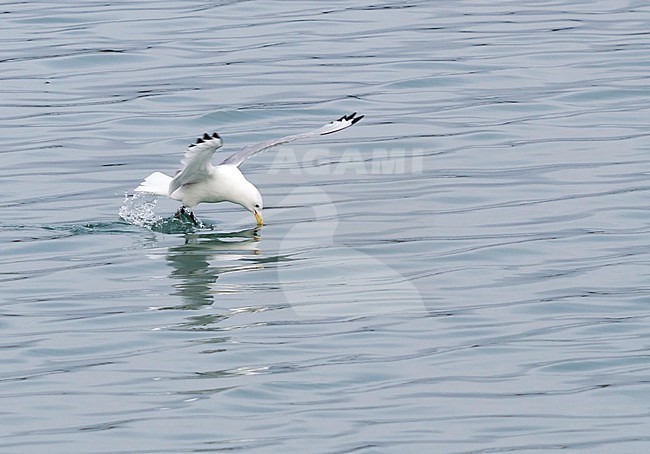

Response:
(337, 112), (361, 123)
(351, 114), (364, 125)
(190, 132), (221, 148)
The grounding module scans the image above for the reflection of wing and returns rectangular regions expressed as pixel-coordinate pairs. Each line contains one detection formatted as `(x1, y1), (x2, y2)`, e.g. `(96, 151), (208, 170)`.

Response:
(220, 112), (364, 167)
(161, 229), (262, 310)
(169, 133), (223, 195)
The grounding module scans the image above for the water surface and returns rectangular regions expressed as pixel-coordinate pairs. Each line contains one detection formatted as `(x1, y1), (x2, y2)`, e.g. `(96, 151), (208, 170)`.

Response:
(2, 1), (650, 452)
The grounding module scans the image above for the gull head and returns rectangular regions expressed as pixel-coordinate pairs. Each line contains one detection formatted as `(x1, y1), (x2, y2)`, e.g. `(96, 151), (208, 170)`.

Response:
(240, 185), (264, 226)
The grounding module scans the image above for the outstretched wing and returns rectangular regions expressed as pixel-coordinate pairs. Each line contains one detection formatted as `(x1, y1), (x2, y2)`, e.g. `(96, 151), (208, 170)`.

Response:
(169, 132), (223, 195)
(220, 112), (364, 167)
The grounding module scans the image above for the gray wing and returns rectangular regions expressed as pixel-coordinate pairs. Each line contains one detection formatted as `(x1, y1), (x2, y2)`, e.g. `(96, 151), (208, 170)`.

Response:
(220, 112), (364, 167)
(169, 132), (223, 195)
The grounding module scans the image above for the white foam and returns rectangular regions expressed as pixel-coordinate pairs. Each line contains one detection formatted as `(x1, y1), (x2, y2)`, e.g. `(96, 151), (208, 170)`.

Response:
(118, 192), (162, 229)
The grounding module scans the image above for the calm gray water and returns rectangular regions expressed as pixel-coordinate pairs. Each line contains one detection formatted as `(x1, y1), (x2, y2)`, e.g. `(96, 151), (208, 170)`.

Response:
(2, 1), (650, 452)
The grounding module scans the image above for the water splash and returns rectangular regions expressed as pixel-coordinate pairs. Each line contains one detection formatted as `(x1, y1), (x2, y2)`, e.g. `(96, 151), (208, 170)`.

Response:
(119, 192), (212, 234)
(150, 216), (210, 234)
(119, 192), (162, 228)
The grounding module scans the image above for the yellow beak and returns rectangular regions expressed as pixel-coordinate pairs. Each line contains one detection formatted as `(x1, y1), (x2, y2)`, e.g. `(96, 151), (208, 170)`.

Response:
(254, 210), (263, 226)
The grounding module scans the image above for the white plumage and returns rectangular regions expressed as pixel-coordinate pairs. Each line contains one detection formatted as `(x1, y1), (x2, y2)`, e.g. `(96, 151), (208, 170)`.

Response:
(134, 112), (364, 226)
(135, 171), (173, 196)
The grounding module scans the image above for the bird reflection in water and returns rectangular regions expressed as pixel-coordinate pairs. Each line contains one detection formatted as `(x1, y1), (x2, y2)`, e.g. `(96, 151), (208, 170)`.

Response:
(165, 227), (262, 310)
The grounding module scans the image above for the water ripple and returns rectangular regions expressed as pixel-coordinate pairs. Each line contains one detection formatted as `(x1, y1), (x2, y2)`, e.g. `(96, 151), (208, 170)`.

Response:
(1, 0), (650, 452)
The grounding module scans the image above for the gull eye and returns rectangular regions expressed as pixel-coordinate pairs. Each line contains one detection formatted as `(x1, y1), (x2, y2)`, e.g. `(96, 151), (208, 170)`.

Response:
(255, 204), (260, 209)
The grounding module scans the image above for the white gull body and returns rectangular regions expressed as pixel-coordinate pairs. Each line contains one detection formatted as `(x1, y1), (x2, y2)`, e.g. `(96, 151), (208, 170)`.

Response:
(134, 113), (363, 226)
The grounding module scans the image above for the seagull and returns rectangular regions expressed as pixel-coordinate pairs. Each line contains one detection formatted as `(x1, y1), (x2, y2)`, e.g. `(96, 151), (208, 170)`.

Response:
(134, 112), (364, 226)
